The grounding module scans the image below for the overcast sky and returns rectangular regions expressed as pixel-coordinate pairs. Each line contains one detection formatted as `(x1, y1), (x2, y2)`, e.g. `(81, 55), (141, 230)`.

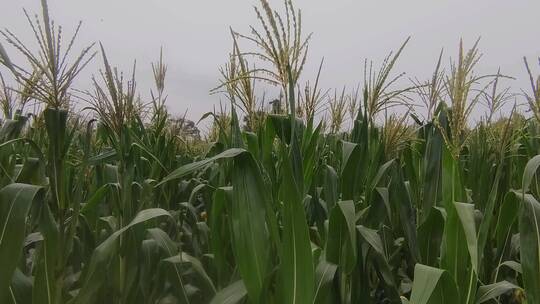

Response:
(2, 0), (540, 124)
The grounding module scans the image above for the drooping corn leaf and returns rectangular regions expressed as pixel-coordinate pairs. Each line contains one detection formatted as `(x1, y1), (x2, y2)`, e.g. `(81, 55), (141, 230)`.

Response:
(409, 264), (459, 304)
(313, 259), (337, 304)
(0, 184), (43, 302)
(517, 192), (540, 303)
(475, 281), (521, 303)
(73, 208), (171, 304)
(210, 280), (247, 304)
(157, 148), (246, 186)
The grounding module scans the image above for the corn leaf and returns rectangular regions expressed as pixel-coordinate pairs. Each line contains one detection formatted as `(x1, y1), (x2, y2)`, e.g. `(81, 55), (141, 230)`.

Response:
(0, 184), (43, 302)
(230, 152), (270, 302)
(326, 200), (356, 274)
(409, 264), (459, 304)
(73, 208), (171, 304)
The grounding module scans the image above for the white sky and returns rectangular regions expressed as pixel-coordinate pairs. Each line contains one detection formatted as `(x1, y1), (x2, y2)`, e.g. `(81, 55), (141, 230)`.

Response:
(2, 0), (540, 124)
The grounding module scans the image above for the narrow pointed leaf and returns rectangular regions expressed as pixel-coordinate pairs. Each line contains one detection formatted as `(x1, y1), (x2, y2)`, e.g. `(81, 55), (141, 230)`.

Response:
(0, 184), (43, 302)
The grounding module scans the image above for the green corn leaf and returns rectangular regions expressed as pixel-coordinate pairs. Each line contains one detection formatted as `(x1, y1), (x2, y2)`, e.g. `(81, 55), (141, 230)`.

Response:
(497, 261), (522, 274)
(0, 184), (43, 302)
(440, 145), (471, 302)
(409, 264), (459, 304)
(147, 228), (179, 256)
(357, 225), (384, 255)
(357, 225), (401, 302)
(476, 165), (502, 269)
(494, 192), (519, 249)
(146, 228), (194, 302)
(280, 149), (315, 303)
(340, 141), (365, 200)
(15, 157), (47, 185)
(157, 148), (245, 186)
(230, 152), (270, 302)
(2, 268), (33, 304)
(475, 281), (521, 303)
(418, 207), (444, 266)
(302, 122), (322, 191)
(326, 200), (357, 274)
(420, 122), (443, 225)
(80, 183), (114, 215)
(210, 187), (233, 287)
(522, 154), (540, 193)
(454, 202), (478, 273)
(73, 208), (171, 304)
(33, 202), (60, 304)
(323, 165), (338, 210)
(517, 192), (540, 303)
(85, 150), (116, 166)
(161, 252), (216, 301)
(210, 280), (247, 304)
(390, 165), (420, 262)
(245, 131), (260, 159)
(368, 159), (394, 194)
(313, 259), (337, 304)
(230, 103), (244, 149)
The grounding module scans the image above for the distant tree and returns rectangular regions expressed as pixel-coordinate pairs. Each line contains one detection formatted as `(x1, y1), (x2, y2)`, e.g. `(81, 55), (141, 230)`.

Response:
(269, 98), (283, 114)
(207, 113), (231, 142)
(169, 116), (201, 141)
(242, 110), (267, 132)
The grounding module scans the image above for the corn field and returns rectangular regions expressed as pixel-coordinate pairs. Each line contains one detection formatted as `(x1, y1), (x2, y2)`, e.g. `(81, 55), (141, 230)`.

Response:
(1, 0), (540, 303)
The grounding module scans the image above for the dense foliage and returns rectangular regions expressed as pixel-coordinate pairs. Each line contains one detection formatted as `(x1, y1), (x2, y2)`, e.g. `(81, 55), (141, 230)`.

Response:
(1, 0), (540, 303)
